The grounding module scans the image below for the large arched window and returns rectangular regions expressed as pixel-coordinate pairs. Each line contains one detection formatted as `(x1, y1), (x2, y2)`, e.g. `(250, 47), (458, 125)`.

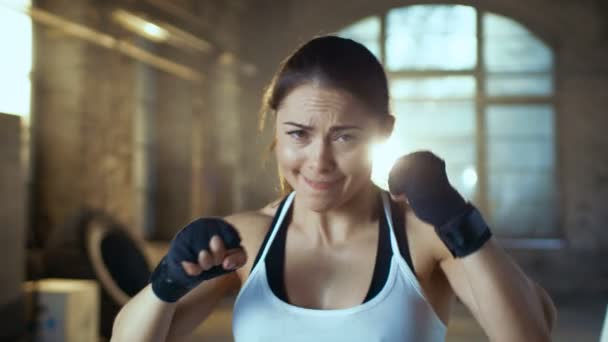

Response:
(339, 5), (557, 239)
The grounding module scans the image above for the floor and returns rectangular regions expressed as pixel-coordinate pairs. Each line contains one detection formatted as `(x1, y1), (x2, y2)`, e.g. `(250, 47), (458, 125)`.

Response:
(186, 296), (607, 342)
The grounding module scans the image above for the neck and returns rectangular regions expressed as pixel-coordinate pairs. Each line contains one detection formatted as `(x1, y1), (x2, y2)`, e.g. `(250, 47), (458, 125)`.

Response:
(291, 183), (381, 246)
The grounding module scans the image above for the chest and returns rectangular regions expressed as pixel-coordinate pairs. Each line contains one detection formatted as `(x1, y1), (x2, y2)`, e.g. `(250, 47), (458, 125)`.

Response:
(282, 229), (379, 310)
(281, 220), (444, 311)
(236, 212), (446, 314)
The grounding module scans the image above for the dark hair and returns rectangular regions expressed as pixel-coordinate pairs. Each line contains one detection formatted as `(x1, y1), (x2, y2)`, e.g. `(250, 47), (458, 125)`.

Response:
(259, 35), (391, 195)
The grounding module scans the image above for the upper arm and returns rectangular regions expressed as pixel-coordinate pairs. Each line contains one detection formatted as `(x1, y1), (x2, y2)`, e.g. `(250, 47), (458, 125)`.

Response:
(402, 207), (456, 324)
(397, 202), (479, 324)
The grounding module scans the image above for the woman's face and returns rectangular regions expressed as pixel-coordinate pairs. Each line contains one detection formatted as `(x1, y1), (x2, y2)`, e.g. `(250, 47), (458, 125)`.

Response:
(275, 84), (389, 212)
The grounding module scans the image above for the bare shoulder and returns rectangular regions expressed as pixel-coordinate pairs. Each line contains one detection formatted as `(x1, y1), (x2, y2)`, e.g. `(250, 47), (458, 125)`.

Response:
(223, 198), (283, 282)
(223, 197), (281, 236)
(224, 210), (272, 234)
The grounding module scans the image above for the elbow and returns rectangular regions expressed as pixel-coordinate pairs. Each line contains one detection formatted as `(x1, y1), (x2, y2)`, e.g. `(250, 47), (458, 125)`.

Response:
(523, 328), (552, 342)
(109, 309), (124, 342)
(536, 284), (557, 332)
(494, 294), (556, 342)
(494, 325), (552, 342)
(542, 298), (557, 332)
(521, 287), (556, 342)
(528, 291), (556, 342)
(109, 310), (143, 342)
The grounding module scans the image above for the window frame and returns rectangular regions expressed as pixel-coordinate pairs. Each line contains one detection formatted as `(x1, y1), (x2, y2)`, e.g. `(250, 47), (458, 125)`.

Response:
(341, 5), (562, 244)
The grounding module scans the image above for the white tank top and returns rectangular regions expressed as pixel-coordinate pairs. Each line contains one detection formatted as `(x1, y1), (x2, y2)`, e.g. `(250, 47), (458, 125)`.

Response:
(232, 192), (447, 341)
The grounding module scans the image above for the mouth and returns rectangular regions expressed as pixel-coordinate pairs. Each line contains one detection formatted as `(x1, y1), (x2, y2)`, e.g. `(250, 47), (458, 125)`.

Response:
(302, 175), (343, 191)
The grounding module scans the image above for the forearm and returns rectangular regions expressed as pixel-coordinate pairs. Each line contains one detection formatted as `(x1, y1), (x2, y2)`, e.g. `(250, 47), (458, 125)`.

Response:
(111, 284), (177, 342)
(459, 238), (552, 342)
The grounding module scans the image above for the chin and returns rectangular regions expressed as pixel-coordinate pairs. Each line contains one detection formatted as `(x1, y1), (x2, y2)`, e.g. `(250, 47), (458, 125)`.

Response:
(297, 180), (357, 212)
(299, 195), (339, 212)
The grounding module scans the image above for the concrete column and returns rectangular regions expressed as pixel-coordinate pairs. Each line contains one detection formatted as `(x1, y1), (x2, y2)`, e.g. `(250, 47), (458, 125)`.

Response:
(133, 56), (157, 239)
(0, 114), (26, 339)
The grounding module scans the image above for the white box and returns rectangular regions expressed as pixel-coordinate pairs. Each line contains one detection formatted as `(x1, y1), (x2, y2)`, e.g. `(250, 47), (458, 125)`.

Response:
(24, 279), (99, 342)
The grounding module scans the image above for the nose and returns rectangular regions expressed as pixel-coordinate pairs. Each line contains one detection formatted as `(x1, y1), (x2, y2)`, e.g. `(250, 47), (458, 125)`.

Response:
(307, 138), (336, 174)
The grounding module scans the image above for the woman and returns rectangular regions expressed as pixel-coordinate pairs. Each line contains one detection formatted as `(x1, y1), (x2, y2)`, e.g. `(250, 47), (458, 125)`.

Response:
(111, 36), (556, 342)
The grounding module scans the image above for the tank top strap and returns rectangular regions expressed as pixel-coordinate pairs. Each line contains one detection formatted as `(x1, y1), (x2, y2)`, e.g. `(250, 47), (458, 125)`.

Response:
(250, 192), (295, 272)
(380, 191), (416, 274)
(380, 191), (402, 256)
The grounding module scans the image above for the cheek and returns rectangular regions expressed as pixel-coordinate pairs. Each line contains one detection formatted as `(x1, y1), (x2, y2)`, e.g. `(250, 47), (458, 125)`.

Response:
(275, 139), (303, 170)
(334, 145), (373, 175)
(275, 138), (373, 178)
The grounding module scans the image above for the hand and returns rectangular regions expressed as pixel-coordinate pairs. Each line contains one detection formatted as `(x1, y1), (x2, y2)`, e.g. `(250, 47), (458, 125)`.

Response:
(180, 234), (246, 277)
(388, 151), (491, 257)
(150, 218), (247, 302)
(388, 150), (467, 227)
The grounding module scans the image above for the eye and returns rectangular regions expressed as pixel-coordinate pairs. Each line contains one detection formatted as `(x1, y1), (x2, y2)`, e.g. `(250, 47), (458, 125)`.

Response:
(335, 134), (356, 142)
(286, 130), (308, 140)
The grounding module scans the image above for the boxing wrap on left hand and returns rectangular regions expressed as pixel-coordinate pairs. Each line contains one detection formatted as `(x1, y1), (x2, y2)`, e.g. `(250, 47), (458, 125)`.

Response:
(149, 218), (242, 302)
(388, 151), (492, 257)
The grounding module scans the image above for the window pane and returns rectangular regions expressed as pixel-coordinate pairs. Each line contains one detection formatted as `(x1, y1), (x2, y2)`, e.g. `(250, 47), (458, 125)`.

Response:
(489, 172), (557, 237)
(485, 104), (557, 237)
(486, 105), (554, 138)
(391, 76), (476, 99)
(484, 13), (553, 72)
(386, 5), (477, 71)
(486, 73), (553, 97)
(392, 100), (476, 137)
(388, 99), (477, 198)
(488, 140), (554, 171)
(338, 16), (382, 59)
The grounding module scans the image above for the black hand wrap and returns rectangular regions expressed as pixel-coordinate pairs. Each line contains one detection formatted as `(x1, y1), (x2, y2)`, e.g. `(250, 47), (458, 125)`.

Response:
(389, 151), (492, 258)
(435, 203), (492, 257)
(150, 217), (241, 303)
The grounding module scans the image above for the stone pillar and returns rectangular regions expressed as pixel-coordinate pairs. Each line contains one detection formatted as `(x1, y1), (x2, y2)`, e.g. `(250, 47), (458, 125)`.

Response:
(133, 53), (157, 239)
(0, 114), (26, 339)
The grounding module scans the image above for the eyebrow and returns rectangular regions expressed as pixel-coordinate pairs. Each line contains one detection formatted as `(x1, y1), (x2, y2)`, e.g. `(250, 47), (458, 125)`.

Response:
(283, 121), (362, 132)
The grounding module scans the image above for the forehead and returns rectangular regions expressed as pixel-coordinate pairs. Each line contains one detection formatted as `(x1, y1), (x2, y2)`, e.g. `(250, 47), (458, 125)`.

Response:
(276, 84), (374, 125)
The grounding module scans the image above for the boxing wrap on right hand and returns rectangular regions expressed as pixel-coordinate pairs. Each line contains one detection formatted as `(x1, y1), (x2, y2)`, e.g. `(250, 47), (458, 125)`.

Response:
(388, 151), (492, 258)
(150, 218), (242, 303)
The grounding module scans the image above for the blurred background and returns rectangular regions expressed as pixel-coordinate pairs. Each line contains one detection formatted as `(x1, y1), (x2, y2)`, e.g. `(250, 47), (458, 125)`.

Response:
(1, 0), (607, 341)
